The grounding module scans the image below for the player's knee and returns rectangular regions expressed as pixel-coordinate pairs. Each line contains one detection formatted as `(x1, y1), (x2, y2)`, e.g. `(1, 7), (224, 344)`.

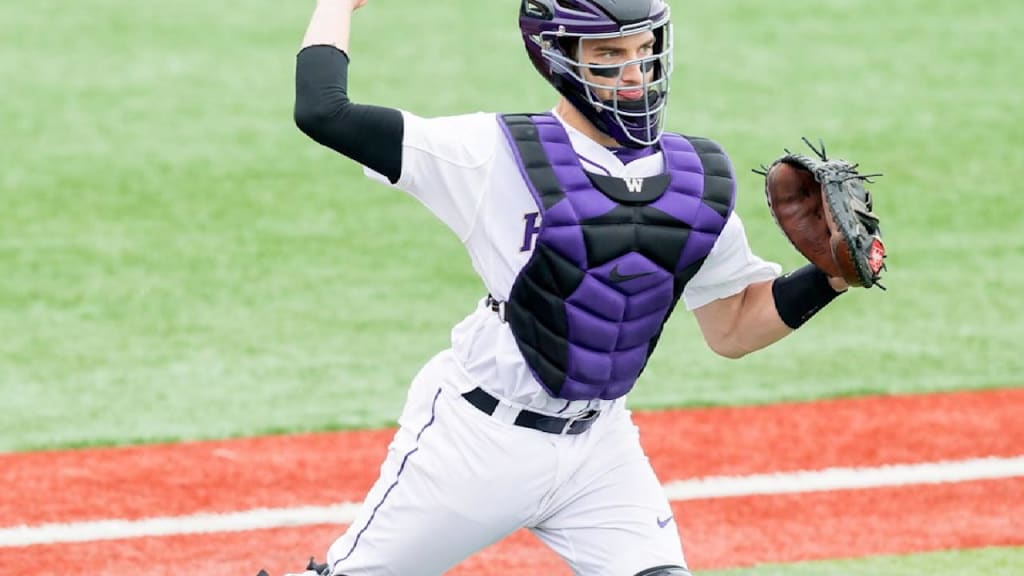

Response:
(634, 565), (692, 576)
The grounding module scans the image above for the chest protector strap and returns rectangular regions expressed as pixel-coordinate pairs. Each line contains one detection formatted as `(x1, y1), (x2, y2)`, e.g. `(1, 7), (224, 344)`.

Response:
(497, 113), (736, 401)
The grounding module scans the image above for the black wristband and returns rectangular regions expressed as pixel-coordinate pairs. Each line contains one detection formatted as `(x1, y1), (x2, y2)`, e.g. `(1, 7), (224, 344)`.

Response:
(772, 264), (844, 329)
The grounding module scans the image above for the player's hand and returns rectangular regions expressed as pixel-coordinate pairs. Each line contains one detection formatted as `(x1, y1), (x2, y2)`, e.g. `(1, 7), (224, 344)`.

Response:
(827, 275), (849, 293)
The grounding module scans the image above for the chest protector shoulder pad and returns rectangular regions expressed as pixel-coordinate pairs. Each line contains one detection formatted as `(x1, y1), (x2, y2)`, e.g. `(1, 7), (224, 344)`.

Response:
(498, 113), (736, 401)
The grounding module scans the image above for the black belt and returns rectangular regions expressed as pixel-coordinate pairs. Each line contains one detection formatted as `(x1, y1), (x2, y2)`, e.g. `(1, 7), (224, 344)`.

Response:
(485, 294), (507, 323)
(462, 387), (600, 435)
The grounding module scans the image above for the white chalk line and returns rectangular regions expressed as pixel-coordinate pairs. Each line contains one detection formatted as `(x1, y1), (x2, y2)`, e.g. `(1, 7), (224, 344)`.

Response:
(3, 455), (1022, 548)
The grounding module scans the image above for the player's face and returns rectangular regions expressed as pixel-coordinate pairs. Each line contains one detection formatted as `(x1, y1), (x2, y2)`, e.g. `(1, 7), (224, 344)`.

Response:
(577, 31), (658, 102)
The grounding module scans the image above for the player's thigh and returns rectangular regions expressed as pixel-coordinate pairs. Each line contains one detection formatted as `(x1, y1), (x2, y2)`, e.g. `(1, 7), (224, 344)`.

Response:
(532, 418), (686, 576)
(328, 355), (557, 575)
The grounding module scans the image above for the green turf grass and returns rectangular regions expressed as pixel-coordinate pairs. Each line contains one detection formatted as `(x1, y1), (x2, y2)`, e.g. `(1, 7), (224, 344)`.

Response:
(704, 546), (1024, 576)
(1, 0), (1022, 451)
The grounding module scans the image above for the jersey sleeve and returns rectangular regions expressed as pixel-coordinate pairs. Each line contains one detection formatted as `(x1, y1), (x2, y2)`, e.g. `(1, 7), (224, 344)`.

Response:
(364, 111), (499, 242)
(682, 212), (782, 311)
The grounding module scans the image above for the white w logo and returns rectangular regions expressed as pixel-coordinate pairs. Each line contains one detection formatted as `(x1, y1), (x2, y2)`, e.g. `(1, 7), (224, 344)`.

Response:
(624, 177), (645, 193)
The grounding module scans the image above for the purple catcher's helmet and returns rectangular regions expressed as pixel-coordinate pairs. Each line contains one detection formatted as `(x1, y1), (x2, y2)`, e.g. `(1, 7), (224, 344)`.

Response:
(519, 0), (673, 147)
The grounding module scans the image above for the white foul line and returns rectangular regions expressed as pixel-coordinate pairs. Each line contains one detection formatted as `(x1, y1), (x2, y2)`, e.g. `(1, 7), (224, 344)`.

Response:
(0, 504), (363, 548)
(2, 456), (1022, 548)
(662, 455), (1024, 501)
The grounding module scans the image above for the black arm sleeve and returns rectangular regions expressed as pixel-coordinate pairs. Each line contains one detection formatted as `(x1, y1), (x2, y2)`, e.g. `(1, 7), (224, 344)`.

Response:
(294, 45), (404, 184)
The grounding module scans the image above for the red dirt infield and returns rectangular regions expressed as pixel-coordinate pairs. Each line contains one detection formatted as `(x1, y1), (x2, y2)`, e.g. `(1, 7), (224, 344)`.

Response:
(1, 388), (1022, 574)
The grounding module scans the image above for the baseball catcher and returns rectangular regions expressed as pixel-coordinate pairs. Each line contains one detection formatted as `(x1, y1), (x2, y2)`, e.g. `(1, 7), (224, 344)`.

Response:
(755, 138), (886, 290)
(279, 0), (888, 573)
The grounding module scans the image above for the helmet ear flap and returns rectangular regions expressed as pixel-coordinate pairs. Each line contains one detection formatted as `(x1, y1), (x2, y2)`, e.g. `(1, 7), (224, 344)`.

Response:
(545, 37), (578, 77)
(557, 37), (576, 59)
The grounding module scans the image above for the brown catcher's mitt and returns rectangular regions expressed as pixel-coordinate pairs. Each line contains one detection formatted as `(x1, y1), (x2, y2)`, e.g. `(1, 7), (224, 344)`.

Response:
(755, 138), (887, 289)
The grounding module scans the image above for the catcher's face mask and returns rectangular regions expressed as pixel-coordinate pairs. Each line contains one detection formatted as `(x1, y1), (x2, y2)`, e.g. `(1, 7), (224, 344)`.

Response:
(519, 0), (674, 147)
(565, 28), (671, 145)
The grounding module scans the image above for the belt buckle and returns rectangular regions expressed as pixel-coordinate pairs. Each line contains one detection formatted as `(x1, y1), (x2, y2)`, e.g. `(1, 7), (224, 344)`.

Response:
(561, 409), (600, 435)
(486, 295), (507, 323)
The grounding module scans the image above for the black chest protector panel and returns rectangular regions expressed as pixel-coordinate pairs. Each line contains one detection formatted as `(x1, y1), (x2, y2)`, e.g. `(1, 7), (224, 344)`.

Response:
(496, 113), (735, 400)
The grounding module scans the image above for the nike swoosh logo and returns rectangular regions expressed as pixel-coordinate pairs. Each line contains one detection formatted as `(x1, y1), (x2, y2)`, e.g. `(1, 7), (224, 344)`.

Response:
(609, 264), (656, 283)
(657, 515), (674, 528)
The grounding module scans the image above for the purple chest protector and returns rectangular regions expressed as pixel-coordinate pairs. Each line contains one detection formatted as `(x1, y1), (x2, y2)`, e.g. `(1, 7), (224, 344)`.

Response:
(497, 113), (736, 401)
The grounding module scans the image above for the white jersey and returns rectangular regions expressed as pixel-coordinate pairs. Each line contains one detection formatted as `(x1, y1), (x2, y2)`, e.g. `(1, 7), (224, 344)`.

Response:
(366, 109), (781, 415)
